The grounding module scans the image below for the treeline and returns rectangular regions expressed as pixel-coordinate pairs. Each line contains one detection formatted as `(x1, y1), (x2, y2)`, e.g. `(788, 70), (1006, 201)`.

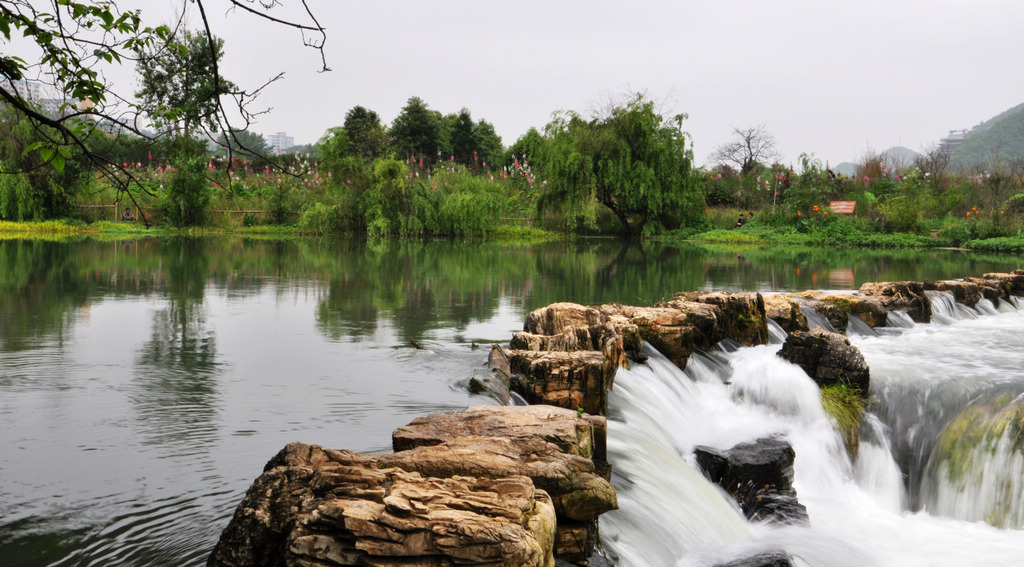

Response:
(0, 93), (705, 237)
(4, 91), (1024, 246)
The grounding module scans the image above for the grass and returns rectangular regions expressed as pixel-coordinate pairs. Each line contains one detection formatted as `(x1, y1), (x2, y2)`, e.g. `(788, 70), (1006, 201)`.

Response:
(820, 381), (866, 457)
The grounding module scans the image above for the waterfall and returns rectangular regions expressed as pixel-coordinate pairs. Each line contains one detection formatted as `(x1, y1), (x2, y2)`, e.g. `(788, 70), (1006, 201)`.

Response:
(603, 301), (1024, 566)
(926, 290), (980, 323)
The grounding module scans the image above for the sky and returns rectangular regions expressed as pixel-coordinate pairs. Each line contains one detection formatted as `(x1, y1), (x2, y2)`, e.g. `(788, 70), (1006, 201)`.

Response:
(16, 0), (1024, 167)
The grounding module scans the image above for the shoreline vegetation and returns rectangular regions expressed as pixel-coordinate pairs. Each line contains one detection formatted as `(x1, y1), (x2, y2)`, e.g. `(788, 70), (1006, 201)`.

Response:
(5, 94), (1024, 252)
(4, 218), (1024, 253)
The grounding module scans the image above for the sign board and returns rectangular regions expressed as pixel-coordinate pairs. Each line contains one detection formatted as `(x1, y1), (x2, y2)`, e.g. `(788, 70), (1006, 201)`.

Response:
(829, 201), (856, 215)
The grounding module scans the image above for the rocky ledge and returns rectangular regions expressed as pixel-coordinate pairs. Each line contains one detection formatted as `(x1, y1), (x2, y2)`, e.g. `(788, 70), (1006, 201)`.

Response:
(208, 405), (614, 566)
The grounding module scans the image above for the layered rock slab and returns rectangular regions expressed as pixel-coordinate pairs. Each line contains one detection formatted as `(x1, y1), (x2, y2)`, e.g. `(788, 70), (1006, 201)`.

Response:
(207, 442), (556, 567)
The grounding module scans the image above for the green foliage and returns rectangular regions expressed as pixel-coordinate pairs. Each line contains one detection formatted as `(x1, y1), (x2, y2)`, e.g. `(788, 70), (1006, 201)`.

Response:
(161, 155), (210, 227)
(390, 97), (443, 164)
(0, 172), (41, 221)
(135, 29), (236, 138)
(821, 381), (866, 455)
(540, 94), (704, 236)
(343, 105), (387, 160)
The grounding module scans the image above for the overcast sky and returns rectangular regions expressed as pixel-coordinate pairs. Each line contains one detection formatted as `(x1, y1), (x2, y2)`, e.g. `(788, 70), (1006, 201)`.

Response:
(25, 1), (1024, 166)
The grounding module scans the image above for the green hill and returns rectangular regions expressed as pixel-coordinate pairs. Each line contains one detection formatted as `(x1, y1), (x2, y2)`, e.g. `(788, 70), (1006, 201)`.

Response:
(950, 102), (1024, 171)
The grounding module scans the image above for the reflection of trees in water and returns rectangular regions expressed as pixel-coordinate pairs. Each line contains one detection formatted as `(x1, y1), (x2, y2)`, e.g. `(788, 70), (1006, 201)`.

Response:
(131, 238), (220, 448)
(0, 240), (85, 351)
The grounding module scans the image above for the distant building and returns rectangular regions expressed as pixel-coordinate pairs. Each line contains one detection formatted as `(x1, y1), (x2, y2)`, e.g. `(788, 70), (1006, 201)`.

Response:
(267, 131), (294, 154)
(937, 129), (968, 155)
(0, 78), (43, 104)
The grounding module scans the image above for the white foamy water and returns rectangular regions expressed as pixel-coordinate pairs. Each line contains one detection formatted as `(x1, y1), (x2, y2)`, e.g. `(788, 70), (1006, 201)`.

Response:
(602, 298), (1024, 567)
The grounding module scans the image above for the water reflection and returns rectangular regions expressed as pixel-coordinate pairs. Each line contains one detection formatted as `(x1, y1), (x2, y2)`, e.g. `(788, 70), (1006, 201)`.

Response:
(0, 236), (1022, 567)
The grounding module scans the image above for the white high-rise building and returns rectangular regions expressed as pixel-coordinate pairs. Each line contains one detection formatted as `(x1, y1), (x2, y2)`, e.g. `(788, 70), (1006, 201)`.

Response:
(1, 78), (43, 103)
(267, 131), (294, 154)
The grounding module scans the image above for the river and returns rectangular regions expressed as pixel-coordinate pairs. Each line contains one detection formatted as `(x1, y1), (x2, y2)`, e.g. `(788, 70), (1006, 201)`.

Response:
(0, 237), (1021, 566)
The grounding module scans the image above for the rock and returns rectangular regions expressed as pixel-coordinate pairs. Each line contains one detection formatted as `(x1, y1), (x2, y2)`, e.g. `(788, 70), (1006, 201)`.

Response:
(963, 276), (1011, 305)
(762, 294), (809, 333)
(788, 291), (849, 333)
(467, 345), (515, 404)
(924, 395), (1024, 529)
(388, 406), (617, 551)
(694, 437), (809, 525)
(790, 291), (889, 331)
(207, 443), (557, 567)
(665, 291), (768, 346)
(982, 272), (1024, 296)
(505, 349), (616, 416)
(511, 319), (643, 368)
(776, 328), (870, 392)
(393, 405), (607, 469)
(599, 302), (722, 369)
(858, 281), (932, 323)
(376, 436), (616, 523)
(924, 280), (982, 308)
(714, 551), (793, 567)
(524, 302), (605, 336)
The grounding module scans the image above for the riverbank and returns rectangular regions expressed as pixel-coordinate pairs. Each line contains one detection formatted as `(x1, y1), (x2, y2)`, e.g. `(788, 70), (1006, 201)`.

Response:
(5, 218), (1024, 252)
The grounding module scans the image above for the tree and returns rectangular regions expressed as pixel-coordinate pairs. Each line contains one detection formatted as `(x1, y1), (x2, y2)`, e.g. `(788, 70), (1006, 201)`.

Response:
(473, 119), (503, 168)
(0, 1), (327, 220)
(711, 125), (780, 175)
(136, 30), (236, 142)
(342, 106), (386, 160)
(214, 129), (269, 157)
(390, 97), (442, 164)
(541, 94), (704, 236)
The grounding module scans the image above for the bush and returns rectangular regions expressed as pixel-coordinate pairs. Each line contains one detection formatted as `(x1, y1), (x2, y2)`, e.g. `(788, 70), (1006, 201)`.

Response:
(160, 155), (210, 227)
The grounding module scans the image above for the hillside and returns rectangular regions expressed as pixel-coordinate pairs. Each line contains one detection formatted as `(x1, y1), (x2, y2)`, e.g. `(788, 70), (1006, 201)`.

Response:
(950, 102), (1024, 171)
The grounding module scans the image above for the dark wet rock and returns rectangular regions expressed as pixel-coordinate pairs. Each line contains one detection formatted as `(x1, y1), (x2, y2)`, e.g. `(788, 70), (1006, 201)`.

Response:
(790, 291), (889, 331)
(762, 294), (809, 333)
(665, 291), (769, 346)
(714, 551), (794, 567)
(789, 291), (849, 333)
(776, 328), (870, 392)
(924, 280), (982, 308)
(858, 281), (932, 323)
(207, 443), (557, 567)
(694, 437), (809, 525)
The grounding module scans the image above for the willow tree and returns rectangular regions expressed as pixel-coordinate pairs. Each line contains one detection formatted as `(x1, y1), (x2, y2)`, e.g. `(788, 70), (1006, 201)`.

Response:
(540, 95), (704, 236)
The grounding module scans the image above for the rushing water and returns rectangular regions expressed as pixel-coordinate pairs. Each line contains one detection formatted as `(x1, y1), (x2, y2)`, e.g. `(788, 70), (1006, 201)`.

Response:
(602, 294), (1024, 566)
(0, 237), (1022, 566)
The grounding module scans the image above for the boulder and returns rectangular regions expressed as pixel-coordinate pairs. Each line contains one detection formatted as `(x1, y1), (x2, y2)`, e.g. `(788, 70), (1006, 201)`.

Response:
(599, 302), (722, 369)
(694, 437), (809, 525)
(376, 436), (616, 523)
(505, 349), (616, 415)
(788, 291), (849, 333)
(387, 407), (616, 564)
(762, 294), (809, 334)
(511, 319), (643, 368)
(924, 280), (982, 308)
(776, 328), (870, 392)
(858, 281), (932, 323)
(467, 345), (515, 404)
(714, 551), (793, 567)
(523, 302), (605, 336)
(665, 291), (768, 346)
(963, 276), (1011, 305)
(790, 291), (889, 331)
(982, 272), (1024, 296)
(207, 443), (557, 567)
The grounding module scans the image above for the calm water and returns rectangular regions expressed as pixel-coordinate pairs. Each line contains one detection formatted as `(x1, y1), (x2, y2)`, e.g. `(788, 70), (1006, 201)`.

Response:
(0, 237), (1019, 566)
